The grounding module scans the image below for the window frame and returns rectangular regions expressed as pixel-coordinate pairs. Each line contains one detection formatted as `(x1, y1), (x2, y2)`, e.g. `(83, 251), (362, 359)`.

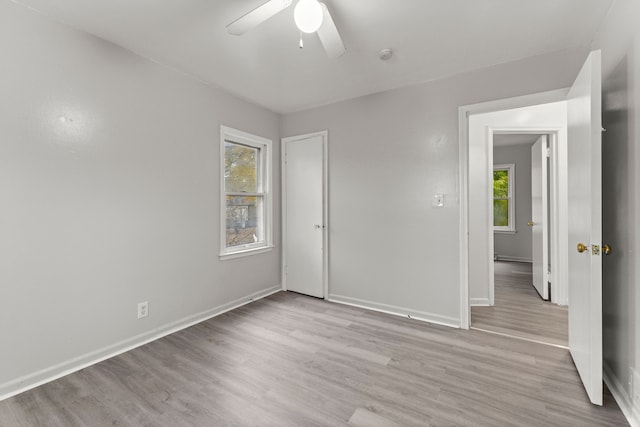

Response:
(219, 126), (273, 260)
(493, 163), (516, 233)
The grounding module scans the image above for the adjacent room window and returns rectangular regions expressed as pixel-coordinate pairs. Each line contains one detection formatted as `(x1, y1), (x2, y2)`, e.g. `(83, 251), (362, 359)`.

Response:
(493, 163), (515, 232)
(220, 126), (272, 259)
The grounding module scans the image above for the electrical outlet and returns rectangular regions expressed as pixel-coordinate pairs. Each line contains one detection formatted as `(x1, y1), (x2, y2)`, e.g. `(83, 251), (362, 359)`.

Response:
(432, 194), (444, 208)
(137, 301), (148, 319)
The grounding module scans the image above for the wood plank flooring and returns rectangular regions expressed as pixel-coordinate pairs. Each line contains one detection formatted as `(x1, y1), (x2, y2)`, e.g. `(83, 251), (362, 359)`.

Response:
(472, 261), (569, 347)
(0, 291), (627, 426)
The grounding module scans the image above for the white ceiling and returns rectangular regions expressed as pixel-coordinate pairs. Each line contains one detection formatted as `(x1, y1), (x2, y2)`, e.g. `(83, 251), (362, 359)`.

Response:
(13, 0), (612, 113)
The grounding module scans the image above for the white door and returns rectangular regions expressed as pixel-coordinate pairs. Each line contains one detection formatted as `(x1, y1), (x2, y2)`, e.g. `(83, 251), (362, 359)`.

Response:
(567, 50), (602, 405)
(531, 135), (549, 300)
(283, 133), (326, 298)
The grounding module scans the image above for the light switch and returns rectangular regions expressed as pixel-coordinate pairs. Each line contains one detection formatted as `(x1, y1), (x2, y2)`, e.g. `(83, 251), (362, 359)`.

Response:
(433, 194), (444, 207)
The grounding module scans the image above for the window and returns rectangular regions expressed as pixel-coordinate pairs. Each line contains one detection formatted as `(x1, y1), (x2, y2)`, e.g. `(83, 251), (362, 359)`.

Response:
(220, 126), (272, 259)
(493, 163), (515, 232)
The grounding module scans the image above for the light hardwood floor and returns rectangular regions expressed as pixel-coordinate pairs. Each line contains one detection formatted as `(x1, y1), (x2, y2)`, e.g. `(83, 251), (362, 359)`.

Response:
(471, 261), (569, 347)
(0, 291), (627, 426)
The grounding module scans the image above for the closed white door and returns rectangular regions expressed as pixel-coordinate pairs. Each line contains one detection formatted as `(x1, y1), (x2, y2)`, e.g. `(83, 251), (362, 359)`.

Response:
(567, 50), (603, 405)
(531, 135), (549, 300)
(283, 133), (326, 298)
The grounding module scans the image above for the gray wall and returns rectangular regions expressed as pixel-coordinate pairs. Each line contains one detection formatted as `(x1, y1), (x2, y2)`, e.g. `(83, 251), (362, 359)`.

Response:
(0, 2), (281, 396)
(592, 0), (640, 418)
(493, 144), (533, 261)
(282, 47), (588, 326)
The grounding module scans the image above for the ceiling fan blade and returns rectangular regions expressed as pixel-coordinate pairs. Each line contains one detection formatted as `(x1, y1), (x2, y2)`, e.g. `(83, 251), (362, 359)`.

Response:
(226, 0), (293, 35)
(317, 2), (345, 59)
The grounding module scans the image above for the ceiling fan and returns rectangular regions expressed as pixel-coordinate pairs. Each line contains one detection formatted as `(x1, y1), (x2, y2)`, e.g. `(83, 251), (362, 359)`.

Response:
(226, 0), (346, 59)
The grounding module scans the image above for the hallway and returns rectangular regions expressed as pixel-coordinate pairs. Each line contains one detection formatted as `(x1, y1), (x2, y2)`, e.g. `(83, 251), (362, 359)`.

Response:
(471, 261), (568, 347)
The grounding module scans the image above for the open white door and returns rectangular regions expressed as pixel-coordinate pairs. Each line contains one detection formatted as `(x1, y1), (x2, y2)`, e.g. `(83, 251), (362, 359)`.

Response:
(282, 133), (326, 299)
(531, 136), (549, 300)
(567, 50), (603, 405)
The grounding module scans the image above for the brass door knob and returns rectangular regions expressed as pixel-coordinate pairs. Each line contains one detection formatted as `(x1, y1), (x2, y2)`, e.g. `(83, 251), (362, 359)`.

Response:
(603, 244), (612, 255)
(527, 221), (535, 227)
(577, 243), (589, 253)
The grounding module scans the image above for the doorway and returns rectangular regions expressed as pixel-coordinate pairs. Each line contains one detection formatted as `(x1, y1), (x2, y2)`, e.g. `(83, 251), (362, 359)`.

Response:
(282, 131), (329, 299)
(458, 93), (570, 328)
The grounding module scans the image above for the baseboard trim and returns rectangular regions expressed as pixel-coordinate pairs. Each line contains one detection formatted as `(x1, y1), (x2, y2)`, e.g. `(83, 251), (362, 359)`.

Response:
(470, 297), (490, 306)
(328, 294), (459, 328)
(0, 285), (282, 401)
(494, 255), (532, 263)
(604, 363), (640, 427)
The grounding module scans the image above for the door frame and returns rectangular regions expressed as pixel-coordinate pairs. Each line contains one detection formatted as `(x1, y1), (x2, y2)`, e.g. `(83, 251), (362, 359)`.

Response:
(281, 130), (330, 299)
(458, 89), (569, 329)
(486, 129), (560, 306)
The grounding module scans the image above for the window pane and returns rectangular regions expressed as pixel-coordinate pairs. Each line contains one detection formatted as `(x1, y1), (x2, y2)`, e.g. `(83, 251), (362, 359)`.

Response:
(225, 142), (258, 193)
(494, 199), (509, 227)
(493, 169), (509, 198)
(226, 195), (263, 248)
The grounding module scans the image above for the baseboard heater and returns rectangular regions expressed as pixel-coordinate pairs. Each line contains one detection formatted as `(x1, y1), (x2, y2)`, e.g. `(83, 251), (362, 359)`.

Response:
(494, 254), (533, 263)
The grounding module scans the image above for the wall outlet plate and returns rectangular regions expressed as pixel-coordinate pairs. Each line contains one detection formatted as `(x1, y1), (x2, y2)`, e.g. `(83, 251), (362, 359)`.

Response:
(137, 301), (148, 319)
(432, 194), (444, 207)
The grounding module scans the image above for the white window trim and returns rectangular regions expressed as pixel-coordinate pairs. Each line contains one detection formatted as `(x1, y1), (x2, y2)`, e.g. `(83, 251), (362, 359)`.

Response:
(493, 163), (516, 233)
(219, 126), (273, 260)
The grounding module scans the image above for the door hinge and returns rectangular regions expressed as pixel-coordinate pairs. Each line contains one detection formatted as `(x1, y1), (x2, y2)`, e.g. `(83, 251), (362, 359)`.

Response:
(546, 147), (551, 158)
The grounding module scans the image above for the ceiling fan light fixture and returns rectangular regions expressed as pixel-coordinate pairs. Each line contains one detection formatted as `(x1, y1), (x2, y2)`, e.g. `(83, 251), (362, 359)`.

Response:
(294, 0), (323, 33)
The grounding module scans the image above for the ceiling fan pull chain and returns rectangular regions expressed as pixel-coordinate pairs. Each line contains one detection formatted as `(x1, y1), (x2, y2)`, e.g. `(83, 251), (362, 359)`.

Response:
(299, 31), (304, 49)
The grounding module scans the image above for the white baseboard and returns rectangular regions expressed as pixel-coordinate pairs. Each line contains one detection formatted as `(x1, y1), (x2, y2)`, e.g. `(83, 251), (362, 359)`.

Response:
(0, 285), (282, 401)
(604, 363), (640, 427)
(328, 294), (459, 328)
(494, 255), (532, 263)
(470, 297), (490, 306)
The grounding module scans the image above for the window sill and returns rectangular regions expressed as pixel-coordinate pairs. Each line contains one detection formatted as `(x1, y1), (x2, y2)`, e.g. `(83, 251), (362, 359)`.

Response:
(494, 229), (517, 235)
(219, 245), (274, 261)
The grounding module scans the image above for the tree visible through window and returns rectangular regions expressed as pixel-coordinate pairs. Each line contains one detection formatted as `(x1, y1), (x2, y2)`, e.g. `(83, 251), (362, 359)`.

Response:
(220, 126), (272, 258)
(225, 142), (260, 247)
(493, 164), (515, 231)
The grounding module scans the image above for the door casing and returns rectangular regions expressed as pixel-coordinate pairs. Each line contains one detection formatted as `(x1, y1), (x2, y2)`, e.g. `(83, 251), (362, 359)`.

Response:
(485, 129), (560, 307)
(458, 89), (569, 329)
